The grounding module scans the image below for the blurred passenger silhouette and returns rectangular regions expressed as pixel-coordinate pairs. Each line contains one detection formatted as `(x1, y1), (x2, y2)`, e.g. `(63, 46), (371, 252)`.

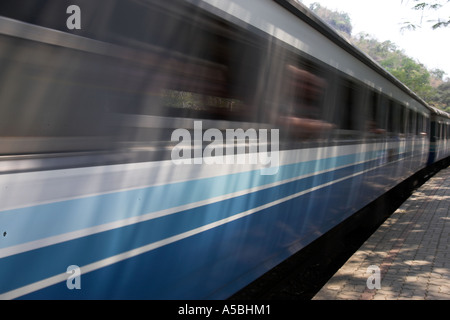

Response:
(367, 120), (386, 135)
(278, 64), (334, 139)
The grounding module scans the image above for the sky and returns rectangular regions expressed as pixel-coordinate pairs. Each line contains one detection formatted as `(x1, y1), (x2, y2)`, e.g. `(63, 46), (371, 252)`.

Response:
(300, 0), (450, 78)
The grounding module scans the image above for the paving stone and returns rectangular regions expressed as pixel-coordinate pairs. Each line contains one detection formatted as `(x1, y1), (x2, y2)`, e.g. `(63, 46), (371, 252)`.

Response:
(313, 167), (450, 300)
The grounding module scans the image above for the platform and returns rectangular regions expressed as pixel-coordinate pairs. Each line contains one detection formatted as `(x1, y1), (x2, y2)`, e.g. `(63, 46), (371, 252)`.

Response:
(313, 166), (450, 300)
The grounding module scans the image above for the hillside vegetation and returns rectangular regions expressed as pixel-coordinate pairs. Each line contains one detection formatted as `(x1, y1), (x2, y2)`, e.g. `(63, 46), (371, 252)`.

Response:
(309, 2), (450, 113)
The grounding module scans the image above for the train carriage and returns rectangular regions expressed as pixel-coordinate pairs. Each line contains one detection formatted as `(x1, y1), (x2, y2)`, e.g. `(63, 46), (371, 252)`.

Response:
(428, 106), (450, 165)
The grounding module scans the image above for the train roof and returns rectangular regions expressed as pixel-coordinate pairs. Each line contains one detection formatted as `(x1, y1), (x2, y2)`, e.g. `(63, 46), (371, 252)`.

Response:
(428, 105), (450, 119)
(275, 0), (437, 113)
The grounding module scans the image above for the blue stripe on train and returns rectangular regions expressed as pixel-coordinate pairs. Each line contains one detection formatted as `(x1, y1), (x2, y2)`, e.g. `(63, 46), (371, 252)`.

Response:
(17, 158), (397, 299)
(0, 149), (383, 249)
(2, 156), (386, 297)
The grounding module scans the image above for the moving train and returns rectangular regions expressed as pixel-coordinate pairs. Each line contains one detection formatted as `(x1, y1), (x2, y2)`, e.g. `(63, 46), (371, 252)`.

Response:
(0, 0), (449, 299)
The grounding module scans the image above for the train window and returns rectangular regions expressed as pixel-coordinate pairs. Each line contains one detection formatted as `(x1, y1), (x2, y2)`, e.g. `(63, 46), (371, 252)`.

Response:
(378, 95), (389, 131)
(416, 113), (420, 135)
(430, 121), (436, 140)
(366, 90), (385, 135)
(338, 79), (358, 131)
(367, 91), (377, 124)
(0, 0), (266, 158)
(282, 63), (327, 119)
(414, 112), (419, 135)
(276, 60), (334, 140)
(407, 110), (411, 134)
(387, 99), (398, 133)
(408, 110), (415, 134)
(416, 114), (420, 135)
(416, 114), (421, 135)
(99, 0), (272, 124)
(366, 90), (376, 130)
(0, 37), (122, 155)
(399, 105), (406, 134)
(422, 116), (426, 135)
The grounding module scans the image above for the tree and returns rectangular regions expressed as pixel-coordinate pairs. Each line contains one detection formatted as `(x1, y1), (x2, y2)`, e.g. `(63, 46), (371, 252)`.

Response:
(430, 68), (446, 80)
(310, 4), (450, 112)
(386, 57), (435, 100)
(352, 33), (435, 100)
(309, 2), (353, 37)
(401, 0), (450, 30)
(429, 81), (450, 112)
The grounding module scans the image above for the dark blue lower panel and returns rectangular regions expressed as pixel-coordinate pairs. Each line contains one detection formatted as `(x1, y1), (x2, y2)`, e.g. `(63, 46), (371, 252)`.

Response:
(17, 160), (405, 300)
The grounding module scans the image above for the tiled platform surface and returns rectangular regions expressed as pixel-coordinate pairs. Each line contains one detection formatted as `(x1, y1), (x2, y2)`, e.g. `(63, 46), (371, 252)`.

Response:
(313, 166), (450, 300)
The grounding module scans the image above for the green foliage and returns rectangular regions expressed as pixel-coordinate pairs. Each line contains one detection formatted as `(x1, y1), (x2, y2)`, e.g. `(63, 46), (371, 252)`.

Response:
(308, 2), (450, 112)
(430, 68), (446, 80)
(309, 2), (353, 36)
(351, 32), (450, 111)
(353, 33), (435, 101)
(429, 81), (450, 112)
